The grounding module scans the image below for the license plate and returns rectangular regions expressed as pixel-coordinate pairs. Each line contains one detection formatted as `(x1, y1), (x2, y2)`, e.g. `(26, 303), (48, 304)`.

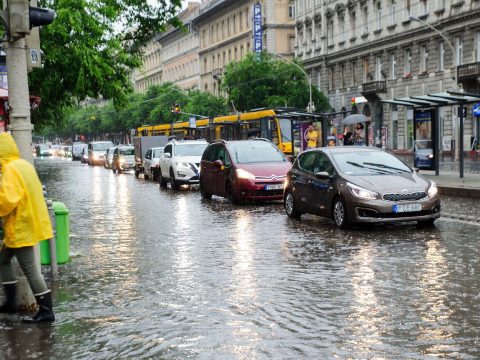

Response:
(265, 184), (284, 190)
(393, 203), (422, 213)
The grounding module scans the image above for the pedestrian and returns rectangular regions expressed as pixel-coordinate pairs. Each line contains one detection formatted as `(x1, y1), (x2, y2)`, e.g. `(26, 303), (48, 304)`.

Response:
(305, 123), (318, 149)
(0, 133), (55, 323)
(354, 123), (365, 146)
(343, 126), (353, 146)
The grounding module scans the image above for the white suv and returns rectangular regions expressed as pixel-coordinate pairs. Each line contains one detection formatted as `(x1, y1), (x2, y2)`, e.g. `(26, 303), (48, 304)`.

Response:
(158, 139), (208, 190)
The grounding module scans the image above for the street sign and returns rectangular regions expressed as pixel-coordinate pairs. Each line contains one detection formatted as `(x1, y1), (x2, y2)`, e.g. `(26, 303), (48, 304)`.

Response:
(189, 116), (196, 129)
(253, 3), (262, 53)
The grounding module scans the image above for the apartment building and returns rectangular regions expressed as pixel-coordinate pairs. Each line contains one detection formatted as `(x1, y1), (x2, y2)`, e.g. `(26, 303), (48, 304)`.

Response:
(192, 0), (296, 96)
(133, 3), (200, 93)
(296, 0), (480, 151)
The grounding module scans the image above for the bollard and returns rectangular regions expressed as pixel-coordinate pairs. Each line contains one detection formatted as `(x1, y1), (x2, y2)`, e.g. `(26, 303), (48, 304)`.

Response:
(46, 199), (58, 281)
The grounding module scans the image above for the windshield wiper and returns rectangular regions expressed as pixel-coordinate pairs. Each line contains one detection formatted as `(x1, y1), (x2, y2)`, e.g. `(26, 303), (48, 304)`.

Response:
(346, 161), (390, 174)
(363, 162), (411, 173)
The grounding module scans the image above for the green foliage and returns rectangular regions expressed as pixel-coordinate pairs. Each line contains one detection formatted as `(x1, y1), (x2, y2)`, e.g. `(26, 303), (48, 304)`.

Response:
(56, 85), (228, 139)
(220, 52), (330, 113)
(26, 0), (182, 129)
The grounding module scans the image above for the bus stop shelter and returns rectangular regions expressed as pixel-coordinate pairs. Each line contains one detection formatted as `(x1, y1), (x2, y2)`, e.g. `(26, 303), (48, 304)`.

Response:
(381, 91), (480, 178)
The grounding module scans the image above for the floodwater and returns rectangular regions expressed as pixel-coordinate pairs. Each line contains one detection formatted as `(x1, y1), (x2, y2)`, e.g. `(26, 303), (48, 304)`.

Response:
(1, 157), (479, 359)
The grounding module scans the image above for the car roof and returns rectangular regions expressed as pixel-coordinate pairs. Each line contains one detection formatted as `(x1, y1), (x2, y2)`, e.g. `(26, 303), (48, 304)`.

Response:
(310, 146), (385, 155)
(169, 140), (207, 145)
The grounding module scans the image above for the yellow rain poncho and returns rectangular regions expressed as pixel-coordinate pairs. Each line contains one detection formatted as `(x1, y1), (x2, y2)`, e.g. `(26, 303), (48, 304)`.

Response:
(0, 133), (52, 248)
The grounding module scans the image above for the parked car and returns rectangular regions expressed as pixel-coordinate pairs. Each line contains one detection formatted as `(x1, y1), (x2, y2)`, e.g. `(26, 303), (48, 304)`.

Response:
(81, 146), (89, 163)
(414, 140), (434, 170)
(88, 141), (114, 165)
(283, 147), (441, 228)
(35, 144), (51, 157)
(72, 143), (87, 161)
(158, 139), (208, 190)
(104, 146), (117, 169)
(200, 139), (291, 202)
(112, 145), (135, 173)
(144, 147), (164, 181)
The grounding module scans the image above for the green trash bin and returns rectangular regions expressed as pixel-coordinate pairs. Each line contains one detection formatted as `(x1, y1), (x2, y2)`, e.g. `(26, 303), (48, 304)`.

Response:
(40, 201), (70, 265)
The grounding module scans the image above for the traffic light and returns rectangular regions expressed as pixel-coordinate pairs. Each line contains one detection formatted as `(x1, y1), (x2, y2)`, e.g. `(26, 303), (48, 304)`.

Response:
(171, 104), (181, 114)
(2, 0), (55, 41)
(351, 97), (358, 114)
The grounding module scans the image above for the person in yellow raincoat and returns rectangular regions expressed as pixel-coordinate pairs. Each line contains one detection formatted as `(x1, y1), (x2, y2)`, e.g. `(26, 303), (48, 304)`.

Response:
(0, 133), (55, 322)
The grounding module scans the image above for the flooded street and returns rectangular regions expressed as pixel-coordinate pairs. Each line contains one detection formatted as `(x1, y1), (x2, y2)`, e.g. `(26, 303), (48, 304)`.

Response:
(1, 157), (479, 359)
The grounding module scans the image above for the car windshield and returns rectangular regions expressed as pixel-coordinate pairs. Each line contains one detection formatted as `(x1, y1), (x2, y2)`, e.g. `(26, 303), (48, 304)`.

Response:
(153, 148), (164, 157)
(332, 151), (412, 175)
(228, 141), (286, 163)
(38, 145), (48, 150)
(415, 140), (432, 150)
(174, 144), (207, 156)
(93, 142), (113, 151)
(73, 144), (86, 151)
(118, 147), (134, 155)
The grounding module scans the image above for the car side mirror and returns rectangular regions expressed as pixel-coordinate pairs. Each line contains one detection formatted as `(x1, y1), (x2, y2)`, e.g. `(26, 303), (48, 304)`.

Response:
(164, 153), (171, 159)
(315, 171), (331, 180)
(286, 155), (294, 163)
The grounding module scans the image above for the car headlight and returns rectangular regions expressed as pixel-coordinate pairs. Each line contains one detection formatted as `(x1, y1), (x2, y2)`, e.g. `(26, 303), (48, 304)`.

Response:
(347, 182), (379, 200)
(427, 181), (438, 197)
(236, 168), (255, 181)
(176, 162), (189, 168)
(119, 159), (125, 164)
(428, 154), (434, 159)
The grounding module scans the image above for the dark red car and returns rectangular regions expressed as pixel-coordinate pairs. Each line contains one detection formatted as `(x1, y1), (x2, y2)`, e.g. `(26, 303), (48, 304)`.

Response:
(199, 139), (291, 202)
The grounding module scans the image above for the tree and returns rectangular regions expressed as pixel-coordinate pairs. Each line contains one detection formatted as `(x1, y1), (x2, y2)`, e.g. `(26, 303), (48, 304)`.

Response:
(25, 0), (182, 129)
(220, 52), (330, 113)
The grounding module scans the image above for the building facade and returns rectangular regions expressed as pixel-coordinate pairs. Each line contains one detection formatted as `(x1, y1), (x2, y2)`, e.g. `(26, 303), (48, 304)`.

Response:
(193, 0), (296, 96)
(296, 0), (480, 152)
(158, 3), (201, 90)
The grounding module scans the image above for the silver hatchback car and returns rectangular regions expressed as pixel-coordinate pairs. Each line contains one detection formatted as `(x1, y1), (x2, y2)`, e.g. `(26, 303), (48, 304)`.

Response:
(284, 147), (441, 228)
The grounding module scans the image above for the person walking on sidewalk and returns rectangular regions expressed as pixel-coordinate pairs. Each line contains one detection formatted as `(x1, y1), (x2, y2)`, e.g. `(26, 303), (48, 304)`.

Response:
(0, 133), (55, 323)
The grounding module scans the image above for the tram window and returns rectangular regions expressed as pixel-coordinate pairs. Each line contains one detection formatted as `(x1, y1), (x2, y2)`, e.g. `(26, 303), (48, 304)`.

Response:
(278, 118), (292, 142)
(271, 118), (279, 145)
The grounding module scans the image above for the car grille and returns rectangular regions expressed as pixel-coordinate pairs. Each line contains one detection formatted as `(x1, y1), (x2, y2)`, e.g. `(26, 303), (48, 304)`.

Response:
(383, 192), (427, 201)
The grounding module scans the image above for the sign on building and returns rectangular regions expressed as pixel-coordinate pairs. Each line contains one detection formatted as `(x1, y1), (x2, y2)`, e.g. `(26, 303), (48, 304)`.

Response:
(253, 3), (262, 53)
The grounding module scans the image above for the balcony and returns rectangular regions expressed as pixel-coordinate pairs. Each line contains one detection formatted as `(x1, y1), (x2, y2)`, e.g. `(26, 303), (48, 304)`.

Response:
(212, 68), (223, 80)
(457, 62), (480, 80)
(362, 81), (387, 95)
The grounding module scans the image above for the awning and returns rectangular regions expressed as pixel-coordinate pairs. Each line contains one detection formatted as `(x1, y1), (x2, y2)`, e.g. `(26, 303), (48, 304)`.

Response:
(381, 91), (480, 108)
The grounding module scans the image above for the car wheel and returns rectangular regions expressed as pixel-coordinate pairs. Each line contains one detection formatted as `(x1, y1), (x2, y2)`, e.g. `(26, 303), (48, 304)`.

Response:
(152, 169), (158, 182)
(199, 179), (212, 200)
(332, 197), (349, 229)
(284, 189), (301, 219)
(417, 219), (436, 227)
(158, 169), (168, 188)
(226, 182), (238, 204)
(112, 167), (117, 174)
(170, 169), (179, 190)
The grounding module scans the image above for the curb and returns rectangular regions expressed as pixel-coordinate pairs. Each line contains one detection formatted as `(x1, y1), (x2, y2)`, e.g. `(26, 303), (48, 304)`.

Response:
(442, 212), (480, 224)
(438, 186), (480, 199)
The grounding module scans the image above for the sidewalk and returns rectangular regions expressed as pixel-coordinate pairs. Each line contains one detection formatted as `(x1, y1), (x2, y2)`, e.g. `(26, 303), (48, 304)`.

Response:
(421, 171), (480, 198)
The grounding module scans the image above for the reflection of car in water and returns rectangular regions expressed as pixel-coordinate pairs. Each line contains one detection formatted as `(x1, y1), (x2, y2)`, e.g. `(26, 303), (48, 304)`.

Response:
(414, 140), (434, 170)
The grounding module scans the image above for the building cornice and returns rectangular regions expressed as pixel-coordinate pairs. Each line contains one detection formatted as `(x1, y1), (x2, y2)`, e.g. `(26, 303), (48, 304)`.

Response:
(193, 0), (249, 25)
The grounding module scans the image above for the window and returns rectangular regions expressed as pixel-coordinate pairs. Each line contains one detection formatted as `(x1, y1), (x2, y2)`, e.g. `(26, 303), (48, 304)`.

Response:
(362, 6), (368, 33)
(454, 36), (463, 66)
(350, 11), (356, 35)
(420, 44), (428, 73)
(327, 18), (334, 45)
(289, 36), (296, 53)
(405, 0), (411, 19)
(341, 64), (346, 88)
(239, 12), (243, 31)
(375, 56), (383, 80)
(289, 1), (295, 18)
(438, 0), (446, 9)
(476, 31), (480, 62)
(329, 67), (335, 90)
(437, 41), (445, 71)
(390, 0), (396, 25)
(404, 49), (412, 75)
(316, 68), (322, 89)
(390, 53), (397, 79)
(339, 16), (345, 42)
(351, 61), (357, 85)
(420, 0), (428, 15)
(376, 2), (382, 30)
(363, 58), (369, 82)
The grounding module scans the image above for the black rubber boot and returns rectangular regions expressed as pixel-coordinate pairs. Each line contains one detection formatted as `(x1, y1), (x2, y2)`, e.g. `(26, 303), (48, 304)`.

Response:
(22, 292), (55, 323)
(0, 283), (17, 314)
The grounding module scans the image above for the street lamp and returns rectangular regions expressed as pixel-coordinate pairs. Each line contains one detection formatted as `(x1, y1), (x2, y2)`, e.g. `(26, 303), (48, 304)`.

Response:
(275, 54), (315, 113)
(409, 15), (457, 87)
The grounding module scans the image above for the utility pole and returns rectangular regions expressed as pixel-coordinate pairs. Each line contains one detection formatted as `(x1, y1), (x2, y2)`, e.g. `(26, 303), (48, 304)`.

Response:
(1, 0), (55, 311)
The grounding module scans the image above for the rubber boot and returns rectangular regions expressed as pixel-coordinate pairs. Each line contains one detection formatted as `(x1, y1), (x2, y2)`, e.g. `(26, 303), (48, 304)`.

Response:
(22, 292), (55, 323)
(0, 283), (17, 314)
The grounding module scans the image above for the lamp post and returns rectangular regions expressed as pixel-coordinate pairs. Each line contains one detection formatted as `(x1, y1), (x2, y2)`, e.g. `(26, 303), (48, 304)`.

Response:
(275, 54), (315, 113)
